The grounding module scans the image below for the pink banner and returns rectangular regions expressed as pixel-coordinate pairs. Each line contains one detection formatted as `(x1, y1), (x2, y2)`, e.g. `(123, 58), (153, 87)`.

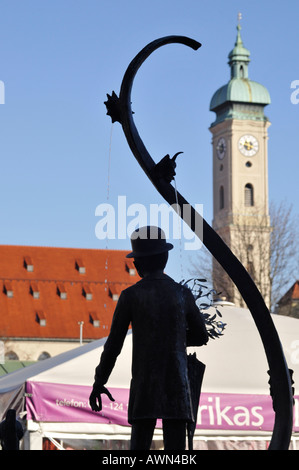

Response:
(25, 382), (130, 426)
(25, 381), (299, 432)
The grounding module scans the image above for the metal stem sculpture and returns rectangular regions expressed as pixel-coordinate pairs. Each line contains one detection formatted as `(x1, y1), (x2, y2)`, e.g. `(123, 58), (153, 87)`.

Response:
(104, 36), (293, 450)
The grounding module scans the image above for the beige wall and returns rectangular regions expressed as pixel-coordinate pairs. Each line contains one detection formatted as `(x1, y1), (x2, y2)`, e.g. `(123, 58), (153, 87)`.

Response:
(3, 338), (90, 361)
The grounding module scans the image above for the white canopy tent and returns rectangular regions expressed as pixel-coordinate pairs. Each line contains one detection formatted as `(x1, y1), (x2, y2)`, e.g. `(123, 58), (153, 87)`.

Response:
(0, 305), (298, 450)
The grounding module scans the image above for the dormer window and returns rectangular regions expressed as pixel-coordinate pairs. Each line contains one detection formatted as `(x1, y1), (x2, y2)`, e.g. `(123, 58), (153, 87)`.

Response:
(57, 283), (67, 300)
(36, 310), (46, 326)
(125, 260), (136, 276)
(109, 284), (121, 301)
(30, 282), (40, 299)
(75, 259), (86, 274)
(24, 256), (34, 272)
(3, 281), (13, 298)
(82, 284), (93, 300)
(89, 312), (100, 327)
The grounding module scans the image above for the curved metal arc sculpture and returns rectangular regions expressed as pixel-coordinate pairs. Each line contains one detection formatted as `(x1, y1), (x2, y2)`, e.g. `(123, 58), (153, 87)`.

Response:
(105, 36), (293, 450)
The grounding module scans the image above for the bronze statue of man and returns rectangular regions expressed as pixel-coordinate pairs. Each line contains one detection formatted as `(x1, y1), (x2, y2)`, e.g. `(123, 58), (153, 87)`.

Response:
(89, 226), (209, 450)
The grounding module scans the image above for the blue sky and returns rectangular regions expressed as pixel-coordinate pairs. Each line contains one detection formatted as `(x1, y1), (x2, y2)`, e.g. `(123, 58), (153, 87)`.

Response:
(0, 0), (298, 283)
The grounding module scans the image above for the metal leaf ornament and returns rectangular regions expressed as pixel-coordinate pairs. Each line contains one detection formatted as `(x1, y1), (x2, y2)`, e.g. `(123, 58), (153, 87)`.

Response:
(104, 36), (293, 450)
(181, 278), (226, 340)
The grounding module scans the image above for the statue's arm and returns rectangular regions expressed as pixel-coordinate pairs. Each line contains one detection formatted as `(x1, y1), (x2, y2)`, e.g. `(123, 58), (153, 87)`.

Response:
(89, 292), (131, 411)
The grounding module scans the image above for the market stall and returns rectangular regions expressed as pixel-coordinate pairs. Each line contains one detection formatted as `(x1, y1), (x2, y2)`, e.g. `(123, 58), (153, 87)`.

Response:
(0, 305), (298, 450)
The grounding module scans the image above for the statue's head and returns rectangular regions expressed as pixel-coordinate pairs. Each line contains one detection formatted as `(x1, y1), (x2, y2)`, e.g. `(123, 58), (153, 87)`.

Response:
(126, 226), (173, 259)
(126, 226), (173, 277)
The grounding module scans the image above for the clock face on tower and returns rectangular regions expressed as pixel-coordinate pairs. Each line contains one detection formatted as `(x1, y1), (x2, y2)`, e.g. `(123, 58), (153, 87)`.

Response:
(238, 135), (259, 157)
(216, 137), (227, 160)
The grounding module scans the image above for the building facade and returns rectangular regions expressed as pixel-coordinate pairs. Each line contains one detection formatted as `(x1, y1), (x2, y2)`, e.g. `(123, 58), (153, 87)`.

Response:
(209, 24), (272, 307)
(0, 245), (139, 361)
(277, 281), (299, 319)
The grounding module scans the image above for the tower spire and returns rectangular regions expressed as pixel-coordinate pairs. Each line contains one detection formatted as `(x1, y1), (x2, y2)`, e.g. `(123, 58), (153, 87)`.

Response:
(228, 15), (250, 79)
(209, 16), (271, 306)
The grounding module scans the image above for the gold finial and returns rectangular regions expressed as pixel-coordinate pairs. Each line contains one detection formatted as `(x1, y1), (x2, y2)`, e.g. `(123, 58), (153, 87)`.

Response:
(238, 12), (242, 27)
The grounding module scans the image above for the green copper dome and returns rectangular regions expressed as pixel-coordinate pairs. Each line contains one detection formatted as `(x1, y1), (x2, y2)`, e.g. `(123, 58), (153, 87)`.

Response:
(210, 78), (271, 109)
(210, 25), (270, 124)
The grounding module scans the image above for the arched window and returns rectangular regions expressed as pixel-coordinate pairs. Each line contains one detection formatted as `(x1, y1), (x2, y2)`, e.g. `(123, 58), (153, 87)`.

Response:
(240, 65), (244, 78)
(5, 351), (19, 360)
(247, 245), (255, 278)
(219, 185), (224, 210)
(247, 244), (254, 262)
(38, 351), (51, 361)
(244, 183), (254, 207)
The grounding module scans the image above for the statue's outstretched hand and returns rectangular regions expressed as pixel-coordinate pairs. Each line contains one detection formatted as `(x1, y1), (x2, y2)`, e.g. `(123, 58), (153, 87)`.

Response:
(89, 384), (115, 412)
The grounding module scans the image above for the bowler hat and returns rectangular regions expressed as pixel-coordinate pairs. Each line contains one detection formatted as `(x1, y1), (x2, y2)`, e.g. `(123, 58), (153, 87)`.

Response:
(126, 226), (173, 258)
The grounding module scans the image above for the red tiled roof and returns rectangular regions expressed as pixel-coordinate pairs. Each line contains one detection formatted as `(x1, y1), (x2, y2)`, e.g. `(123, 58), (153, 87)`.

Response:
(278, 280), (299, 305)
(293, 281), (299, 300)
(0, 245), (139, 340)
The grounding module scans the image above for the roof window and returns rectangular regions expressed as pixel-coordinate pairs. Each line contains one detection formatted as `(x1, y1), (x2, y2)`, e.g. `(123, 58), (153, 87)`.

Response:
(57, 283), (67, 300)
(82, 284), (93, 300)
(75, 259), (86, 274)
(89, 312), (100, 327)
(125, 260), (136, 276)
(30, 282), (40, 299)
(24, 256), (34, 272)
(36, 310), (46, 326)
(109, 284), (121, 301)
(3, 281), (13, 298)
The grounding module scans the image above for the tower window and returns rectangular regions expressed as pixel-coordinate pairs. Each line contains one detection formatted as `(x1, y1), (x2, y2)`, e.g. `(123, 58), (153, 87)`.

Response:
(247, 246), (255, 278)
(247, 244), (254, 263)
(219, 186), (224, 210)
(244, 184), (254, 207)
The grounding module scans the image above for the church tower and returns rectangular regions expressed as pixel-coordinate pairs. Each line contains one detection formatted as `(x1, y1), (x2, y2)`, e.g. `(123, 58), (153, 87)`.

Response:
(209, 23), (272, 307)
